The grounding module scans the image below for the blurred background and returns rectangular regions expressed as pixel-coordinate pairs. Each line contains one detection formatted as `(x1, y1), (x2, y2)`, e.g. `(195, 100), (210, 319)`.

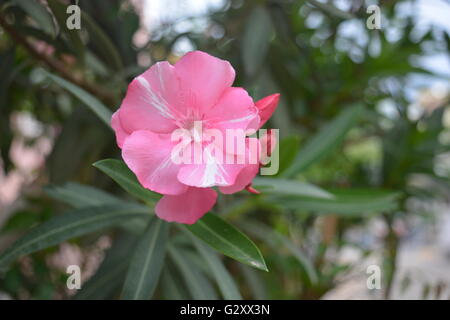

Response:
(1, 0), (450, 300)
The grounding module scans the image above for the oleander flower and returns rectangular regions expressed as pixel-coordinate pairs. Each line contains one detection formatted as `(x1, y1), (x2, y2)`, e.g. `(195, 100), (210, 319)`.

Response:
(112, 50), (279, 224)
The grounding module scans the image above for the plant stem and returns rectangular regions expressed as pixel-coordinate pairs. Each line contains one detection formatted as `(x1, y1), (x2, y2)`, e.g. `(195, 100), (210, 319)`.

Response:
(383, 213), (399, 299)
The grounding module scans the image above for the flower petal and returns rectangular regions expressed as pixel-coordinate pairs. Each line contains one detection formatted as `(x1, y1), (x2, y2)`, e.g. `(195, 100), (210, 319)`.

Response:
(255, 93), (280, 128)
(111, 110), (129, 148)
(206, 87), (260, 132)
(155, 187), (217, 224)
(177, 137), (260, 188)
(119, 62), (185, 134)
(175, 51), (235, 115)
(177, 148), (244, 188)
(219, 164), (259, 194)
(122, 130), (188, 195)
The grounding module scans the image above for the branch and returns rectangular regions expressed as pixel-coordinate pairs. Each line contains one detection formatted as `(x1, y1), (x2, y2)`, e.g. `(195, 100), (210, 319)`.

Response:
(0, 14), (117, 107)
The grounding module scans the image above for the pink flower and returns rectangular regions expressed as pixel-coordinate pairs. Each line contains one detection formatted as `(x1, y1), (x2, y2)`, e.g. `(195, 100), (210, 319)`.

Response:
(112, 51), (279, 224)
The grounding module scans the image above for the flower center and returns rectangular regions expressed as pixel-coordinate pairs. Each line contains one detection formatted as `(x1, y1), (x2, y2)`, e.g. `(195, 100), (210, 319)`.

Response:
(186, 120), (203, 143)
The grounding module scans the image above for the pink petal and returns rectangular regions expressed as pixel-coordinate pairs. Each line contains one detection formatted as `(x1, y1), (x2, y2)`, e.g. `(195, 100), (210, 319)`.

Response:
(118, 62), (185, 134)
(122, 130), (188, 195)
(175, 51), (235, 115)
(111, 110), (129, 148)
(177, 137), (260, 188)
(219, 164), (259, 194)
(155, 187), (217, 224)
(177, 150), (244, 188)
(206, 87), (260, 132)
(255, 93), (280, 128)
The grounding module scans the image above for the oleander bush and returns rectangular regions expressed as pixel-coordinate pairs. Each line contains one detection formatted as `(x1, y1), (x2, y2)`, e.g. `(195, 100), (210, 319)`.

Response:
(0, 0), (449, 299)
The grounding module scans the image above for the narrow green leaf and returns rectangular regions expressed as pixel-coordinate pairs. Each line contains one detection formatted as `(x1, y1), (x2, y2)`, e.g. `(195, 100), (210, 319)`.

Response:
(14, 0), (56, 37)
(82, 11), (123, 71)
(43, 71), (112, 127)
(186, 231), (242, 300)
(45, 182), (121, 208)
(241, 221), (318, 285)
(93, 159), (161, 203)
(121, 220), (169, 300)
(186, 213), (267, 272)
(253, 177), (334, 199)
(75, 257), (128, 300)
(168, 246), (218, 300)
(271, 189), (401, 215)
(283, 104), (364, 176)
(237, 264), (268, 300)
(242, 6), (273, 77)
(46, 181), (149, 235)
(0, 204), (149, 272)
(278, 135), (300, 175)
(161, 269), (189, 300)
(47, 0), (85, 61)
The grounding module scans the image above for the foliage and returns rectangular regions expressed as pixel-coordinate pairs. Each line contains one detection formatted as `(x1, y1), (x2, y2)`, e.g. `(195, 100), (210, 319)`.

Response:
(0, 0), (449, 300)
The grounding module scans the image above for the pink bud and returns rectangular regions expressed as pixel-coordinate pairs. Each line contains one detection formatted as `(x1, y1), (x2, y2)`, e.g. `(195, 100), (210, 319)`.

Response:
(255, 93), (280, 128)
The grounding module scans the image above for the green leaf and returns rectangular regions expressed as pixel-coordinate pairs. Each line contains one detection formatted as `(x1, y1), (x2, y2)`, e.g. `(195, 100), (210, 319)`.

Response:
(160, 269), (189, 300)
(45, 182), (148, 235)
(237, 264), (268, 300)
(242, 6), (273, 77)
(278, 135), (300, 175)
(283, 104), (364, 177)
(253, 177), (334, 199)
(93, 159), (161, 203)
(47, 0), (84, 61)
(168, 246), (218, 300)
(271, 189), (401, 215)
(186, 213), (267, 271)
(45, 182), (121, 208)
(121, 220), (169, 300)
(2, 210), (45, 232)
(14, 0), (56, 37)
(0, 204), (149, 272)
(82, 11), (123, 71)
(45, 182), (149, 234)
(186, 231), (242, 300)
(43, 71), (112, 127)
(241, 221), (318, 285)
(75, 257), (127, 300)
